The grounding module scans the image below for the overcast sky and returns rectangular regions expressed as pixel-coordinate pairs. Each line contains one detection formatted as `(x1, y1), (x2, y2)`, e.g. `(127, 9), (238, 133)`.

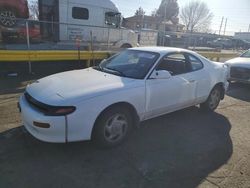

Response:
(112, 0), (250, 35)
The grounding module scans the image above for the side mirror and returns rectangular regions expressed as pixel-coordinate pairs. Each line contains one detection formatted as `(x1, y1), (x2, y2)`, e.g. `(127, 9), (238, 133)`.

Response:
(150, 70), (171, 79)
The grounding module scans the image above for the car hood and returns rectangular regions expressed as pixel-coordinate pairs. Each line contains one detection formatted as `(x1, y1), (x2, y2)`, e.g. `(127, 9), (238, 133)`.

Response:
(226, 57), (250, 68)
(26, 68), (136, 105)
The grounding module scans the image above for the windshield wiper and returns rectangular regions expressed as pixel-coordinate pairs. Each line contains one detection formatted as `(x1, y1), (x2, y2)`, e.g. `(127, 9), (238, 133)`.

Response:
(93, 64), (104, 71)
(103, 67), (126, 77)
(94, 64), (126, 77)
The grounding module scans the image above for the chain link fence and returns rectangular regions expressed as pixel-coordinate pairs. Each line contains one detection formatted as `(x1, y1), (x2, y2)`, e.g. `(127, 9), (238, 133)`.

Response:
(0, 17), (142, 51)
(1, 17), (250, 52)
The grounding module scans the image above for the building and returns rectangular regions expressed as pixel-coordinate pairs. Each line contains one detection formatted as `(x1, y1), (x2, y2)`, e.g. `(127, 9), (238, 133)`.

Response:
(159, 20), (184, 32)
(123, 15), (160, 30)
(123, 15), (184, 32)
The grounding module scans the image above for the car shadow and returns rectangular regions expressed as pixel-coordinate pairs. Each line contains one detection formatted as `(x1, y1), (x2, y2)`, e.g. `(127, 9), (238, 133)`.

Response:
(0, 107), (232, 188)
(227, 82), (250, 102)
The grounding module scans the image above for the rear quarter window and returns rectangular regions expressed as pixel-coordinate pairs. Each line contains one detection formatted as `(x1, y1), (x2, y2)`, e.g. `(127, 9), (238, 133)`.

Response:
(188, 54), (204, 71)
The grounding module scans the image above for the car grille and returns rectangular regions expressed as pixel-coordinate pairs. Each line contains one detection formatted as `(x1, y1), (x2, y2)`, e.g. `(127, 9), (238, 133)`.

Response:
(230, 67), (250, 80)
(24, 92), (50, 113)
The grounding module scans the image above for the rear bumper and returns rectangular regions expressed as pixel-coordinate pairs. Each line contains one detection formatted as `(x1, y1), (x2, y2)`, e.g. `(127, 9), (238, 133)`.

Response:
(19, 95), (67, 143)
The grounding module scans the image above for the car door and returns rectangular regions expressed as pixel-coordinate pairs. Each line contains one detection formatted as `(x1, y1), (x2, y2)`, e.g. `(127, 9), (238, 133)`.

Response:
(145, 53), (197, 119)
(185, 53), (211, 103)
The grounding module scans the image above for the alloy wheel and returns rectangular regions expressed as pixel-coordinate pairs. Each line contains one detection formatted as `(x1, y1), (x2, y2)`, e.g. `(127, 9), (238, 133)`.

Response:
(104, 114), (128, 143)
(0, 10), (17, 27)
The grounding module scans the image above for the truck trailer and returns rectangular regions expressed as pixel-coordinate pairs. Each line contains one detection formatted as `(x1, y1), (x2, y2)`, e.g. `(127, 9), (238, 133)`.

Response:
(38, 0), (138, 48)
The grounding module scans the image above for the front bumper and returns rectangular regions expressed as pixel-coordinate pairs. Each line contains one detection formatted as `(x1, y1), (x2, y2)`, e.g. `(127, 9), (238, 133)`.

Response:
(229, 66), (250, 84)
(19, 95), (67, 143)
(229, 77), (250, 84)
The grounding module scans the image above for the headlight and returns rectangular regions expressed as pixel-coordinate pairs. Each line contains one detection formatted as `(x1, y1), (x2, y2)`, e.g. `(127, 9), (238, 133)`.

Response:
(45, 106), (76, 116)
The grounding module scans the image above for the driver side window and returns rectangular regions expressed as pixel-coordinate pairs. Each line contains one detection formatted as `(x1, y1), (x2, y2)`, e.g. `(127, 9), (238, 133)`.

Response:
(156, 53), (188, 76)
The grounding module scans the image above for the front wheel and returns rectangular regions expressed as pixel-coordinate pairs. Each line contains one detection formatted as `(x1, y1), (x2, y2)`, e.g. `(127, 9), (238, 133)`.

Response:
(92, 107), (132, 148)
(200, 86), (222, 111)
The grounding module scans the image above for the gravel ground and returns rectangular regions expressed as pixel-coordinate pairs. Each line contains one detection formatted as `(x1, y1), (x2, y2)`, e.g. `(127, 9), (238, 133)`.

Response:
(0, 76), (250, 188)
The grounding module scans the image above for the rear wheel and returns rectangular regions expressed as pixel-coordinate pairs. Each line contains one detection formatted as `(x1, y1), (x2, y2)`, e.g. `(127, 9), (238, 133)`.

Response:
(0, 9), (17, 27)
(200, 86), (222, 111)
(92, 107), (132, 148)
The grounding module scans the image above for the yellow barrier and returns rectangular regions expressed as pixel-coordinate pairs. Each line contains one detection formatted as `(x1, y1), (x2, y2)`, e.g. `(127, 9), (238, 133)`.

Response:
(0, 50), (110, 62)
(0, 50), (238, 62)
(198, 52), (238, 62)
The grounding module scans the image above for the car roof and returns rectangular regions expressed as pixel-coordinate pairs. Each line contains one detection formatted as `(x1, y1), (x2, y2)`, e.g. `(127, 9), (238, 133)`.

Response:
(129, 46), (196, 56)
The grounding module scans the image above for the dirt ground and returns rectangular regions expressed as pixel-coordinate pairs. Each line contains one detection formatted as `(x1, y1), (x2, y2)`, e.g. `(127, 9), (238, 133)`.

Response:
(0, 76), (250, 188)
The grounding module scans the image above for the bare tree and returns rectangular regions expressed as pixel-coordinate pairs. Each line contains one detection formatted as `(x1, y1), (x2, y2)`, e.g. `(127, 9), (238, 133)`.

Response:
(157, 0), (179, 22)
(29, 0), (39, 20)
(135, 7), (145, 16)
(151, 8), (158, 17)
(180, 1), (213, 32)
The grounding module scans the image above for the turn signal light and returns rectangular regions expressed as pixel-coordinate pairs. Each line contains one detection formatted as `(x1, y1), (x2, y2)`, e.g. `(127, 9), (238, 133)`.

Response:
(33, 122), (51, 128)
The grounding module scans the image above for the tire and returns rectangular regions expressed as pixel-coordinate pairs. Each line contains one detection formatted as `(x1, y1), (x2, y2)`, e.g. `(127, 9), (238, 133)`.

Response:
(92, 106), (133, 148)
(0, 9), (17, 27)
(120, 43), (132, 49)
(200, 86), (222, 111)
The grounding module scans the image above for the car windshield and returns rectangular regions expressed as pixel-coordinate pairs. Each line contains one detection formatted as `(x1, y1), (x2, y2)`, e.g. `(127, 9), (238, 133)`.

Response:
(240, 50), (250, 58)
(95, 50), (160, 79)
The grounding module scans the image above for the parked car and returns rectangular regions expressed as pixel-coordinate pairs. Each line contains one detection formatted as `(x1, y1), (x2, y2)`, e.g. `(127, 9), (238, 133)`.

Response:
(1, 20), (41, 43)
(0, 0), (29, 27)
(207, 38), (233, 49)
(225, 49), (250, 84)
(232, 39), (250, 50)
(18, 47), (229, 147)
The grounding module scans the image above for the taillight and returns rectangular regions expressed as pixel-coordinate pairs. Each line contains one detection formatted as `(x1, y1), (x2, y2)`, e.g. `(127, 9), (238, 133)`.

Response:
(45, 106), (76, 116)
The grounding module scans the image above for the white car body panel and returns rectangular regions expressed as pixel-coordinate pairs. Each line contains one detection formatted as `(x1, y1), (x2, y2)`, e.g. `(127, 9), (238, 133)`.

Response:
(19, 47), (229, 143)
(26, 68), (137, 105)
(145, 73), (196, 119)
(19, 95), (66, 142)
(66, 83), (145, 142)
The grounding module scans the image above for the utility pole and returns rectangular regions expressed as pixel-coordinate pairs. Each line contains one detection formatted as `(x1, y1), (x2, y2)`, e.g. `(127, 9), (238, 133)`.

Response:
(223, 18), (227, 35)
(248, 24), (250, 32)
(219, 17), (224, 35)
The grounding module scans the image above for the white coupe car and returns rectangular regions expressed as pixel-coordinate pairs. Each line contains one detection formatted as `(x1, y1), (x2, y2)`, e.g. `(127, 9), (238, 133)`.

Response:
(225, 49), (250, 84)
(19, 47), (229, 147)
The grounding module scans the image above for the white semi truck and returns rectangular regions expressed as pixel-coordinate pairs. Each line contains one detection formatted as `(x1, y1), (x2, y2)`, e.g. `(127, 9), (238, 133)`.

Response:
(38, 0), (138, 48)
